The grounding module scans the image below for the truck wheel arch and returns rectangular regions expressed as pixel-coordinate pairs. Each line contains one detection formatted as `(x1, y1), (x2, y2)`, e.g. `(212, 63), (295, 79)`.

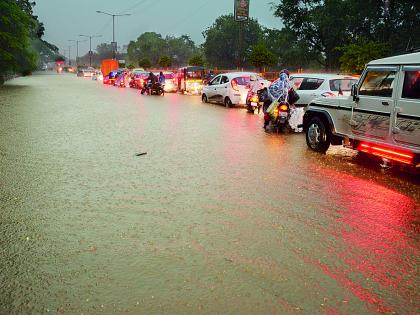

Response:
(303, 106), (343, 145)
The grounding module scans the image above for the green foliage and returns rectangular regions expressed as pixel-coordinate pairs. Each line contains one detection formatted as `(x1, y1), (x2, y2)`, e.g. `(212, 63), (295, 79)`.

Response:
(127, 64), (135, 69)
(158, 56), (172, 68)
(272, 0), (420, 70)
(96, 43), (114, 59)
(127, 33), (196, 67)
(138, 58), (152, 69)
(0, 0), (37, 79)
(165, 35), (196, 66)
(202, 14), (264, 68)
(248, 43), (275, 71)
(128, 32), (162, 66)
(264, 28), (323, 70)
(339, 41), (390, 74)
(188, 54), (205, 67)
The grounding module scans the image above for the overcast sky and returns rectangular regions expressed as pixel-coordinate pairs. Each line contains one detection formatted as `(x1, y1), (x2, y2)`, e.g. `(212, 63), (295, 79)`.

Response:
(33, 0), (282, 57)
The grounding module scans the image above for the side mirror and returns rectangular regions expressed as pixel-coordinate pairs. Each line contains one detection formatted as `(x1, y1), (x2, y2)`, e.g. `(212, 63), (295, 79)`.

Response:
(351, 84), (359, 102)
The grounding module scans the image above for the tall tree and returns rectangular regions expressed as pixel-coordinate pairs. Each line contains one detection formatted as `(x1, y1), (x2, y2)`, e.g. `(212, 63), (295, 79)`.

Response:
(127, 33), (197, 67)
(339, 40), (390, 73)
(272, 0), (420, 70)
(96, 43), (114, 59)
(202, 14), (264, 68)
(159, 56), (172, 68)
(273, 0), (351, 70)
(127, 32), (166, 66)
(263, 28), (323, 69)
(0, 0), (37, 81)
(165, 35), (196, 66)
(248, 43), (275, 72)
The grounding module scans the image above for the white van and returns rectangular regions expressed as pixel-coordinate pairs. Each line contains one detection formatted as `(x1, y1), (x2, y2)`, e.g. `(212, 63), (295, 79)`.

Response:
(302, 52), (420, 168)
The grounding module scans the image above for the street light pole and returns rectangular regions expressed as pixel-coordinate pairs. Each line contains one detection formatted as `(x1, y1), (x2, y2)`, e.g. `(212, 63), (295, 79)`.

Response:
(68, 39), (87, 67)
(79, 34), (102, 67)
(67, 45), (72, 66)
(96, 10), (131, 59)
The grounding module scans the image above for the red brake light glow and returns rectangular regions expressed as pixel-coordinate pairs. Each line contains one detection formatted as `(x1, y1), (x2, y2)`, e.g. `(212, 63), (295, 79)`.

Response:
(357, 142), (414, 164)
(250, 96), (258, 102)
(279, 104), (288, 111)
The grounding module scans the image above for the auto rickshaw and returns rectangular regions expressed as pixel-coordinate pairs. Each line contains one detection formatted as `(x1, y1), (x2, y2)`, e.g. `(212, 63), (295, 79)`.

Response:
(177, 66), (205, 95)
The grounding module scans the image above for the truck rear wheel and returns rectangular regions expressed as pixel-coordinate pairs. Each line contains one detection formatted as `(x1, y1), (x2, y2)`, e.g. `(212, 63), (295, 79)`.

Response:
(306, 117), (331, 153)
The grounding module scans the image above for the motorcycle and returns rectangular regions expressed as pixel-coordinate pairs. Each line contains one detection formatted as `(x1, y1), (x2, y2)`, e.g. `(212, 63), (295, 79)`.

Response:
(246, 88), (267, 114)
(264, 100), (291, 133)
(263, 87), (300, 132)
(141, 81), (164, 96)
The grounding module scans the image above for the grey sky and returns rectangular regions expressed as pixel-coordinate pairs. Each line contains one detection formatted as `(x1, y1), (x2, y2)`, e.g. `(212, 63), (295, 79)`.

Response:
(33, 0), (282, 57)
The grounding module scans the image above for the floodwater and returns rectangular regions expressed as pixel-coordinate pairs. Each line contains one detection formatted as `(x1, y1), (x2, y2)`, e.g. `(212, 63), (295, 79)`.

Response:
(0, 73), (418, 314)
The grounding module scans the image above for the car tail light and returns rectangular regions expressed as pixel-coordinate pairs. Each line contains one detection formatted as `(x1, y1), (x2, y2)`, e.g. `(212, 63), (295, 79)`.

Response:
(231, 79), (239, 91)
(357, 142), (414, 164)
(321, 92), (336, 97)
(279, 104), (288, 111)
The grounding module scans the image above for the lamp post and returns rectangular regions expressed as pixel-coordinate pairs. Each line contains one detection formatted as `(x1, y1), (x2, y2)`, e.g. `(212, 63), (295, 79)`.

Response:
(67, 44), (74, 66)
(79, 34), (102, 67)
(69, 39), (87, 67)
(96, 10), (131, 59)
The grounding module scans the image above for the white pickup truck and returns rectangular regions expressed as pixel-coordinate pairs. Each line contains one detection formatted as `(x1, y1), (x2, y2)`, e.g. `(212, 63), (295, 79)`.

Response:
(302, 52), (420, 168)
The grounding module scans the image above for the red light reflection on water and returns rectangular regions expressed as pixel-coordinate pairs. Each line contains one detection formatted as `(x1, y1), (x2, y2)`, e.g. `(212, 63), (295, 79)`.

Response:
(166, 94), (181, 130)
(221, 110), (245, 164)
(300, 167), (419, 313)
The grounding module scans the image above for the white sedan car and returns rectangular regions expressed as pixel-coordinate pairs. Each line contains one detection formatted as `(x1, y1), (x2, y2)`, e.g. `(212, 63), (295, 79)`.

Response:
(289, 74), (359, 106)
(202, 72), (270, 107)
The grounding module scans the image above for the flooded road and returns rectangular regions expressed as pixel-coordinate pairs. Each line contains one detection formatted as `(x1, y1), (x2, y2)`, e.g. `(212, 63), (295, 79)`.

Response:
(0, 73), (419, 314)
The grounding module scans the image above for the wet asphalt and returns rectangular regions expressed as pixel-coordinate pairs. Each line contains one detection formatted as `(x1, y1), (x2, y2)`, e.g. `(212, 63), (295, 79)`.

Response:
(0, 73), (419, 314)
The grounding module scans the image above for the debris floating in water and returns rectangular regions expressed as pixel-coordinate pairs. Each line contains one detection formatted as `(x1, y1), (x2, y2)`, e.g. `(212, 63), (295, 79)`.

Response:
(135, 152), (147, 157)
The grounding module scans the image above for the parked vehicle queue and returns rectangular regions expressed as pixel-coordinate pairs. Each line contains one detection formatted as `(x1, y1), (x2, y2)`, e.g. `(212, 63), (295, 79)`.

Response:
(76, 51), (420, 170)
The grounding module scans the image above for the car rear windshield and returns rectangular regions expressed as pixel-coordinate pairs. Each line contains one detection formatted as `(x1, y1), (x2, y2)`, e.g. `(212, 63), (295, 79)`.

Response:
(234, 76), (250, 85)
(329, 79), (358, 91)
(297, 78), (324, 90)
(164, 74), (174, 79)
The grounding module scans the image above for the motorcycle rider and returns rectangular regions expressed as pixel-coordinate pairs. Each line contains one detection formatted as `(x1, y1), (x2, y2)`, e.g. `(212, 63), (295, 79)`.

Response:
(144, 72), (157, 95)
(247, 74), (264, 113)
(158, 71), (165, 85)
(264, 70), (291, 129)
(249, 74), (261, 94)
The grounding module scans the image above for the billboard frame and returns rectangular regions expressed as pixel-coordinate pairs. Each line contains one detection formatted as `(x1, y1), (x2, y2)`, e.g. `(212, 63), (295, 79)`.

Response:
(234, 0), (250, 22)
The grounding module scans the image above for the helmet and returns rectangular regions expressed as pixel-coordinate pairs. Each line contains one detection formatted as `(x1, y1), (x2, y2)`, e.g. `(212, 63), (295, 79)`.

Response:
(280, 69), (290, 77)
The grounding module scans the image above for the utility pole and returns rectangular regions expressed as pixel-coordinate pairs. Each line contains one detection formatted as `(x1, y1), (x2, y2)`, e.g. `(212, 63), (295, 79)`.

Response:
(67, 45), (74, 66)
(238, 21), (244, 70)
(96, 10), (131, 59)
(69, 39), (87, 67)
(234, 0), (250, 70)
(79, 34), (102, 67)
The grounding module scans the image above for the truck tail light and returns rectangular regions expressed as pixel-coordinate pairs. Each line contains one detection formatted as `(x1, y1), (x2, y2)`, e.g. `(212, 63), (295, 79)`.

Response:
(357, 142), (414, 164)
